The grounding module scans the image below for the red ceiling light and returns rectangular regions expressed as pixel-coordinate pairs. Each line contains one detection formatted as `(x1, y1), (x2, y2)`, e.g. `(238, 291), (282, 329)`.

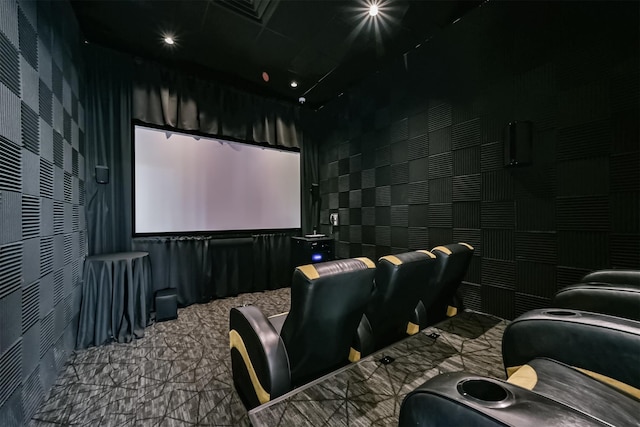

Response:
(262, 71), (270, 82)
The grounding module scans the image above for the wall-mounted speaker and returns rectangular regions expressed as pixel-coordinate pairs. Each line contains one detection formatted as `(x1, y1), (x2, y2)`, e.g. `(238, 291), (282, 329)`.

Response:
(504, 121), (532, 167)
(95, 165), (109, 184)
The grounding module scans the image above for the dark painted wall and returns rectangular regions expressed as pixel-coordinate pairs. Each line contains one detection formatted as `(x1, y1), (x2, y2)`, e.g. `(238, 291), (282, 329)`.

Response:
(0, 0), (86, 425)
(310, 1), (639, 319)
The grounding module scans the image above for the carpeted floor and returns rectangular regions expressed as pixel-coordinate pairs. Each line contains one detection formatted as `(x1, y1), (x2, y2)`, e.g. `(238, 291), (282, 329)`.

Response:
(29, 288), (291, 427)
(29, 288), (506, 427)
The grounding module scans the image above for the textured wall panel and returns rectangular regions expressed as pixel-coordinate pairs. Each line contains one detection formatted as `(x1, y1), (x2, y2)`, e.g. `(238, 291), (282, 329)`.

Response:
(38, 80), (52, 127)
(482, 170), (514, 201)
(428, 203), (451, 228)
(390, 118), (408, 143)
(0, 242), (22, 299)
(452, 118), (480, 150)
(38, 159), (53, 199)
(408, 181), (428, 204)
(21, 366), (43, 422)
(361, 169), (375, 188)
(390, 184), (406, 205)
(349, 154), (361, 173)
(483, 229), (514, 260)
(558, 231), (609, 269)
(516, 198), (555, 231)
(429, 127), (451, 155)
(348, 189), (361, 208)
(375, 226), (391, 246)
(515, 232), (557, 264)
(0, 190), (21, 244)
(611, 152), (640, 192)
(0, 137), (22, 192)
(362, 188), (375, 207)
(453, 146), (480, 175)
(390, 162), (409, 185)
(482, 258), (515, 289)
(557, 119), (611, 160)
(390, 205), (408, 227)
(514, 293), (548, 318)
(516, 261), (556, 298)
(52, 132), (63, 169)
(21, 102), (39, 155)
(611, 192), (639, 233)
(453, 202), (480, 229)
(53, 201), (64, 235)
(481, 285), (514, 320)
(39, 310), (54, 358)
(481, 201), (514, 229)
(429, 177), (451, 203)
(429, 228), (453, 248)
(338, 175), (349, 193)
(21, 282), (38, 334)
(407, 133), (428, 160)
(375, 166), (390, 186)
(375, 185), (390, 206)
(428, 103), (451, 132)
(557, 157), (609, 196)
(557, 196), (609, 231)
(391, 227), (408, 248)
(408, 110), (428, 138)
(22, 148), (39, 197)
(452, 174), (480, 202)
(0, 289), (21, 354)
(0, 31), (20, 96)
(453, 229), (481, 256)
(375, 146), (390, 167)
(408, 158), (428, 183)
(460, 283), (482, 312)
(376, 207), (390, 225)
(480, 141), (502, 171)
(428, 152), (452, 179)
(0, 340), (21, 407)
(18, 8), (37, 70)
(408, 204), (428, 227)
(610, 234), (640, 269)
(349, 225), (361, 243)
(408, 227), (428, 249)
(558, 82), (610, 128)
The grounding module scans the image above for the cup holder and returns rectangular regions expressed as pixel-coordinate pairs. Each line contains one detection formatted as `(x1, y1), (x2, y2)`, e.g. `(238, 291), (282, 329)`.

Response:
(545, 310), (579, 317)
(457, 379), (512, 407)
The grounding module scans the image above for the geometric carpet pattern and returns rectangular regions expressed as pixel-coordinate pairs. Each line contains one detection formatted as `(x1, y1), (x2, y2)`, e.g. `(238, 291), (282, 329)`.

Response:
(249, 311), (508, 426)
(28, 288), (507, 426)
(29, 288), (291, 427)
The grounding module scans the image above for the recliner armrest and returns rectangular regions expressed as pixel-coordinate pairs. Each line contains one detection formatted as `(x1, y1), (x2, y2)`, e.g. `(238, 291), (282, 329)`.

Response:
(553, 282), (640, 321)
(502, 309), (640, 389)
(580, 269), (640, 286)
(229, 305), (291, 409)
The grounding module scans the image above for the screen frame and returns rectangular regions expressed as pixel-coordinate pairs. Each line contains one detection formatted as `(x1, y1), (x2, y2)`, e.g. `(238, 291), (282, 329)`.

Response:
(131, 120), (302, 238)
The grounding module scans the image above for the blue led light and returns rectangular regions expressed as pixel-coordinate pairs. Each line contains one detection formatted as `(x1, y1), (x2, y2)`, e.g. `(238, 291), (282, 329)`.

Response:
(311, 253), (323, 262)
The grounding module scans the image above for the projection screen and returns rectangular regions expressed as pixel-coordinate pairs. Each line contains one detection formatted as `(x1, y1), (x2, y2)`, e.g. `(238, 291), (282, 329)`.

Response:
(133, 125), (301, 235)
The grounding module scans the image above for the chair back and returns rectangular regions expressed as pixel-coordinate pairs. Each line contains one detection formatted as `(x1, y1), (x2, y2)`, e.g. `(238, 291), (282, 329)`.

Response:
(280, 257), (375, 386)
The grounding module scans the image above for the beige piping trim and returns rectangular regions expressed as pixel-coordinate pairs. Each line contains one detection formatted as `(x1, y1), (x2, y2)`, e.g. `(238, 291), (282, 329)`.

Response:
(229, 329), (271, 404)
(297, 264), (319, 280)
(507, 364), (538, 390)
(446, 306), (458, 317)
(355, 257), (376, 268)
(459, 242), (474, 250)
(416, 250), (436, 258)
(349, 347), (361, 362)
(506, 365), (522, 377)
(576, 367), (640, 399)
(432, 246), (452, 255)
(380, 255), (403, 265)
(406, 322), (419, 335)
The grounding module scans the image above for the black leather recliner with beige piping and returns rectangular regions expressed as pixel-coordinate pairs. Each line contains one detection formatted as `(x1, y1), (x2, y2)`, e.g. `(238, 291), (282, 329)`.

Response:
(415, 242), (475, 328)
(351, 250), (437, 360)
(229, 257), (375, 409)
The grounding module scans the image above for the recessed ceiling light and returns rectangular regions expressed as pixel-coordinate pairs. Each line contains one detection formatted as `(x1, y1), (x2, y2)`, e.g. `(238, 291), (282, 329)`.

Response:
(164, 36), (175, 45)
(262, 71), (270, 82)
(290, 81), (298, 88)
(369, 4), (379, 16)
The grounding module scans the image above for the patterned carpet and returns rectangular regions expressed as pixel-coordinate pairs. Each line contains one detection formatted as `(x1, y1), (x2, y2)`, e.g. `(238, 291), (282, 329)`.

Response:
(29, 288), (291, 427)
(29, 288), (506, 426)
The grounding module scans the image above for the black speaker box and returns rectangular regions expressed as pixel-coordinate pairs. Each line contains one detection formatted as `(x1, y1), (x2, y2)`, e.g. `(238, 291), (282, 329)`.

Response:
(95, 165), (110, 184)
(504, 121), (532, 167)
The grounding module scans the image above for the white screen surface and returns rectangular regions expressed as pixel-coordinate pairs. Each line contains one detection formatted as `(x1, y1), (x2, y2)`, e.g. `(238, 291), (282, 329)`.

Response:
(134, 125), (301, 234)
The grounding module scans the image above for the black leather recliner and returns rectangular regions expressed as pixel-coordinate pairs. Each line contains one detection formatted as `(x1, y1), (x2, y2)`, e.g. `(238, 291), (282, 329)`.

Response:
(399, 309), (640, 426)
(352, 250), (437, 359)
(553, 269), (640, 321)
(415, 242), (474, 328)
(229, 257), (375, 409)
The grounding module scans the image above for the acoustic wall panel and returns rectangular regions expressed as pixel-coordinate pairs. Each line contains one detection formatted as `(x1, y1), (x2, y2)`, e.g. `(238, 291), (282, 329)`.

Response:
(315, 1), (639, 321)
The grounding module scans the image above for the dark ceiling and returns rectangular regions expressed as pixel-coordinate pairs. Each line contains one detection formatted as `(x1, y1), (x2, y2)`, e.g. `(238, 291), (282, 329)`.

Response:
(70, 0), (483, 108)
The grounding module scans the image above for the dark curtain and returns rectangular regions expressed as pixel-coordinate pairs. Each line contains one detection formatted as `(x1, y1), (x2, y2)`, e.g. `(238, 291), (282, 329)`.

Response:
(132, 61), (301, 148)
(133, 233), (293, 306)
(84, 46), (134, 255)
(83, 48), (316, 306)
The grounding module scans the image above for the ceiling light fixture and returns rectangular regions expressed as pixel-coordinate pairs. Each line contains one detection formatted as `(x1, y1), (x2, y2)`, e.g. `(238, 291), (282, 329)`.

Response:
(164, 36), (175, 45)
(262, 71), (270, 82)
(290, 81), (298, 88)
(369, 4), (379, 17)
